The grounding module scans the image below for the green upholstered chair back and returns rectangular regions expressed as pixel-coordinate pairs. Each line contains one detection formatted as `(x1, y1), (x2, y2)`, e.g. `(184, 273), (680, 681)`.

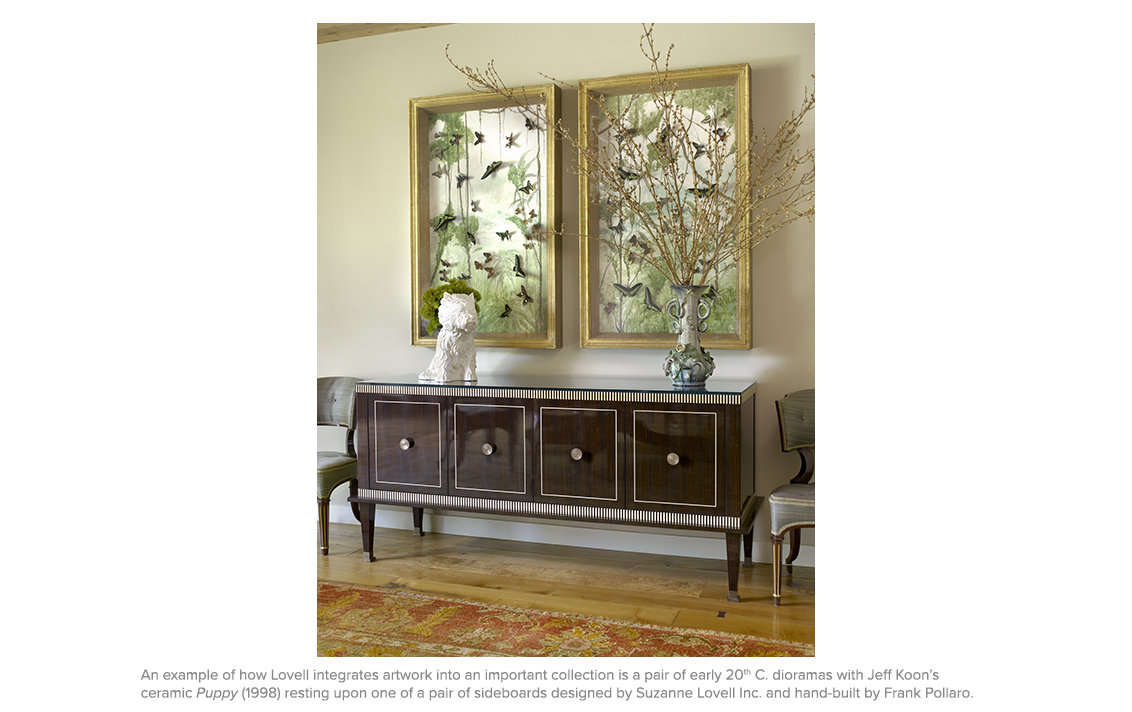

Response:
(317, 376), (361, 430)
(776, 388), (814, 452)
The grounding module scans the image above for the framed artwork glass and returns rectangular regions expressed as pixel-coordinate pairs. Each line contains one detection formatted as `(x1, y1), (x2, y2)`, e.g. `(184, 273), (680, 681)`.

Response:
(577, 64), (751, 350)
(410, 85), (562, 348)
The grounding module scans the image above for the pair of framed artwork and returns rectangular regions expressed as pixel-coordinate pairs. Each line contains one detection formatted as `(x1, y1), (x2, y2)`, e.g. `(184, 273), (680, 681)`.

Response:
(409, 63), (751, 350)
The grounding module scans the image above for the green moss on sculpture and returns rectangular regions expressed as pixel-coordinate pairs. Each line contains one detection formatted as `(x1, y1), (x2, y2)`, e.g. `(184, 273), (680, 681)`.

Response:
(421, 280), (482, 335)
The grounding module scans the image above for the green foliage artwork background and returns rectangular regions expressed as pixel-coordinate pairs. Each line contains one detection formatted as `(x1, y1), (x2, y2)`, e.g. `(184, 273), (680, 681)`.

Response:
(423, 107), (549, 338)
(596, 85), (740, 336)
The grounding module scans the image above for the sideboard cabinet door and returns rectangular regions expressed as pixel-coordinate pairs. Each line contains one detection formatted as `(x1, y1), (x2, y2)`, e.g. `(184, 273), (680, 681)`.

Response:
(630, 407), (723, 514)
(536, 404), (622, 506)
(366, 398), (446, 494)
(452, 402), (530, 500)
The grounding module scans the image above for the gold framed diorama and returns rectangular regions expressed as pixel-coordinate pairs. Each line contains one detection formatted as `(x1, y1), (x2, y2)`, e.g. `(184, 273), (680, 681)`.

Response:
(578, 64), (752, 350)
(410, 85), (562, 348)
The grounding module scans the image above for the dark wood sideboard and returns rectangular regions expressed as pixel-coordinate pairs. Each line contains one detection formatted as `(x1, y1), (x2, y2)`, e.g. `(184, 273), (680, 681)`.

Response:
(351, 375), (763, 602)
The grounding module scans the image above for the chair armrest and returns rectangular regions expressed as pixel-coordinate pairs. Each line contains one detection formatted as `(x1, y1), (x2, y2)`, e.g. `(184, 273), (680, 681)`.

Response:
(790, 447), (814, 484)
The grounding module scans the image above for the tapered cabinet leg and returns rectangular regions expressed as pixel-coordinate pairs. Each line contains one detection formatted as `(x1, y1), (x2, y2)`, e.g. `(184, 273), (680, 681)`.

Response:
(412, 507), (425, 536)
(742, 527), (754, 568)
(725, 532), (741, 602)
(317, 498), (331, 555)
(359, 503), (375, 562)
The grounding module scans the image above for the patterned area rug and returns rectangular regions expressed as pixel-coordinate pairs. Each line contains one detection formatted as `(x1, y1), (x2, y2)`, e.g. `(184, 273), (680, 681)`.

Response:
(318, 581), (813, 657)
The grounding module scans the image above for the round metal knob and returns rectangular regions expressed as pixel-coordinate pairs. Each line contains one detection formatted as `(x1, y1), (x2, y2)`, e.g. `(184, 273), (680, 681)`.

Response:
(570, 448), (584, 461)
(399, 438), (414, 451)
(667, 452), (680, 466)
(482, 443), (495, 456)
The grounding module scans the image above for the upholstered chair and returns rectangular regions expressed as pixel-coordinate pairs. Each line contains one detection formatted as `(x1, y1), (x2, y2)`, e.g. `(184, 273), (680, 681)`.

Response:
(317, 376), (362, 555)
(769, 388), (815, 605)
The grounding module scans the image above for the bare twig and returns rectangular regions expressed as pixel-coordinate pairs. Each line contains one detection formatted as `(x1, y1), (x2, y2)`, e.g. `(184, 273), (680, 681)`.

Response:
(445, 24), (814, 286)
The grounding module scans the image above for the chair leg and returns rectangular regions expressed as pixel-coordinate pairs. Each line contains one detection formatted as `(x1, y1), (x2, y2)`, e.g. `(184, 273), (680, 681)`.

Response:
(771, 533), (783, 606)
(317, 498), (331, 555)
(786, 528), (802, 573)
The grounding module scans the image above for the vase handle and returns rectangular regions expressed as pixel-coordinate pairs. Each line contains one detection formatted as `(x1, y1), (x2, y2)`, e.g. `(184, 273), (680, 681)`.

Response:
(697, 297), (712, 323)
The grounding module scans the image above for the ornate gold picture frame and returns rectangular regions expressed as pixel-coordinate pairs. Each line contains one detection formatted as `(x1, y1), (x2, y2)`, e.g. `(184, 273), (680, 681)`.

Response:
(410, 85), (562, 348)
(578, 65), (751, 350)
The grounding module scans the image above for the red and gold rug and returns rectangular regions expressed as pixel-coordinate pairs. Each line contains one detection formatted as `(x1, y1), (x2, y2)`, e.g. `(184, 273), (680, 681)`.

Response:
(318, 581), (813, 657)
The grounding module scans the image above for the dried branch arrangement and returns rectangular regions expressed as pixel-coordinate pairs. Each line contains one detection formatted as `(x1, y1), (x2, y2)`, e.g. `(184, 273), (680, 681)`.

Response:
(446, 24), (814, 287)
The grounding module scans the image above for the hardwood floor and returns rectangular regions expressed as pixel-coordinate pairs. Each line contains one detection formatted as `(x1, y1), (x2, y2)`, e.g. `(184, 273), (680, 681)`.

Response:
(317, 522), (815, 646)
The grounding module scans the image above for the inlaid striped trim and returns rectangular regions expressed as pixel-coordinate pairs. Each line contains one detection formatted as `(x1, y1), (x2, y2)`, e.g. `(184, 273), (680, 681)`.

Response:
(357, 383), (748, 405)
(357, 488), (741, 531)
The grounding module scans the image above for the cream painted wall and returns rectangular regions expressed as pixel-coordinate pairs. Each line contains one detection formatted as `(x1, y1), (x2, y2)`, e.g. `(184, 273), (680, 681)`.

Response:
(317, 23), (815, 565)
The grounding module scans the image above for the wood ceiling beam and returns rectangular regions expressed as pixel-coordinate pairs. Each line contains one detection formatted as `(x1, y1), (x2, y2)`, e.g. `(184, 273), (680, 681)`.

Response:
(317, 23), (453, 44)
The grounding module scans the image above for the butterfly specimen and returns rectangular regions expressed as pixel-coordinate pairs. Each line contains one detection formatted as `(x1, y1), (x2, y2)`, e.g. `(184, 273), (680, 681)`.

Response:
(691, 142), (707, 159)
(525, 117), (540, 131)
(474, 261), (496, 278)
(517, 285), (533, 305)
(616, 166), (641, 180)
(613, 282), (642, 297)
(431, 165), (448, 178)
(440, 258), (453, 268)
(513, 255), (525, 278)
(496, 230), (512, 240)
(474, 131), (486, 145)
(713, 127), (730, 141)
(518, 180), (535, 195)
(449, 133), (462, 145)
(506, 133), (520, 148)
(433, 210), (456, 232)
(629, 234), (653, 256)
(603, 301), (618, 315)
(481, 160), (503, 179)
(643, 287), (661, 312)
(439, 269), (448, 281)
(457, 272), (470, 280)
(481, 252), (493, 264)
(456, 173), (470, 188)
(686, 183), (717, 198)
(615, 127), (640, 143)
(609, 219), (625, 236)
(529, 209), (537, 219)
(704, 284), (719, 301)
(470, 199), (481, 212)
(523, 241), (534, 250)
(500, 304), (512, 318)
(466, 231), (477, 245)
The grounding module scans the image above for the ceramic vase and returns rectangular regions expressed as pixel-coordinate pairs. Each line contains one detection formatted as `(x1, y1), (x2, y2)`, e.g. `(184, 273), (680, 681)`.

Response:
(662, 284), (716, 388)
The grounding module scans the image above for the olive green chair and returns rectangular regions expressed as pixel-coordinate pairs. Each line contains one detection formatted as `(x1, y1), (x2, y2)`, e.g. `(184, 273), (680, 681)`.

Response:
(769, 388), (815, 605)
(317, 376), (362, 555)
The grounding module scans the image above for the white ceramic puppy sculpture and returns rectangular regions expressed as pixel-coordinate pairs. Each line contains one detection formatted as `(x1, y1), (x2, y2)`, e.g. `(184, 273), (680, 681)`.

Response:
(419, 292), (478, 383)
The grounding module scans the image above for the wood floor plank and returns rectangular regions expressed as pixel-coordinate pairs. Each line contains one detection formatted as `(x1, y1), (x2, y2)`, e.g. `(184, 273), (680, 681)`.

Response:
(318, 523), (815, 644)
